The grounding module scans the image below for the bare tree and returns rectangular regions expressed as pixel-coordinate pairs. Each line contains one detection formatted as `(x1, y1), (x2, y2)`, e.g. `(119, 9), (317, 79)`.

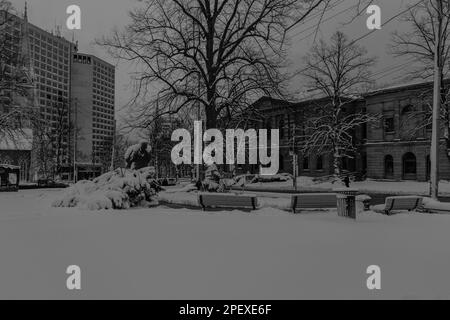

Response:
(144, 105), (186, 177)
(390, 0), (450, 145)
(0, 0), (14, 66)
(391, 0), (450, 80)
(300, 31), (379, 178)
(51, 96), (71, 176)
(95, 131), (129, 173)
(30, 95), (71, 178)
(98, 0), (330, 130)
(0, 1), (33, 140)
(111, 133), (128, 169)
(95, 135), (114, 173)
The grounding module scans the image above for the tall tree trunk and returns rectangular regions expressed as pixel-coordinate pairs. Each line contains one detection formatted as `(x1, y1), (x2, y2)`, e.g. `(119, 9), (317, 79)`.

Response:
(333, 144), (341, 181)
(439, 72), (449, 148)
(205, 105), (217, 130)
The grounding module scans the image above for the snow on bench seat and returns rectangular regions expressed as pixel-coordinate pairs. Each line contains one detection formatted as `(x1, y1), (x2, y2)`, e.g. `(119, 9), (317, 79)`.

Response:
(419, 197), (450, 214)
(372, 196), (423, 215)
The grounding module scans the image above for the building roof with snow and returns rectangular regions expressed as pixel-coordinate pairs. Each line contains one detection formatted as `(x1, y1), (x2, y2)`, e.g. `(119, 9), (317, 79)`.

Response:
(0, 129), (33, 151)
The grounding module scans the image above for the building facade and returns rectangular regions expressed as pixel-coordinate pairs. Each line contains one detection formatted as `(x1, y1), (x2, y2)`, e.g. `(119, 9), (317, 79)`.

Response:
(251, 81), (450, 182)
(0, 5), (116, 182)
(363, 82), (450, 182)
(71, 53), (115, 180)
(249, 96), (364, 178)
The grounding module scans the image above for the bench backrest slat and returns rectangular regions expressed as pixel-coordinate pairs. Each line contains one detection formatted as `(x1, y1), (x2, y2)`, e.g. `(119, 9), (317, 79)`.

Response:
(385, 196), (422, 212)
(198, 194), (257, 210)
(291, 193), (337, 212)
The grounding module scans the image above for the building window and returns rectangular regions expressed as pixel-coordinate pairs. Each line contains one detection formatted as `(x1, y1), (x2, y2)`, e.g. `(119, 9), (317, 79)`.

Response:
(279, 154), (284, 172)
(316, 156), (323, 171)
(362, 153), (367, 175)
(384, 155), (394, 179)
(342, 157), (348, 171)
(287, 115), (291, 138)
(426, 155), (431, 181)
(303, 157), (309, 170)
(403, 152), (417, 180)
(384, 117), (395, 133)
(277, 115), (285, 139)
(361, 123), (367, 140)
(401, 104), (414, 115)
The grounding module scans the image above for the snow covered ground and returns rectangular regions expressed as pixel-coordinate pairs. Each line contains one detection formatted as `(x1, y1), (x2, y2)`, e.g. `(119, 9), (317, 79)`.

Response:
(1, 189), (450, 299)
(244, 177), (450, 196)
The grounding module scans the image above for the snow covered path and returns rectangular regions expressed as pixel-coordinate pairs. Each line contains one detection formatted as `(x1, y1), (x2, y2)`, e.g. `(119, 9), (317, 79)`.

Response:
(244, 177), (450, 196)
(1, 189), (450, 299)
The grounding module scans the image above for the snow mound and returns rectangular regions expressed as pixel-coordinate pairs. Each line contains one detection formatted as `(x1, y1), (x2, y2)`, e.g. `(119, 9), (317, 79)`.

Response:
(52, 167), (159, 210)
(422, 197), (450, 213)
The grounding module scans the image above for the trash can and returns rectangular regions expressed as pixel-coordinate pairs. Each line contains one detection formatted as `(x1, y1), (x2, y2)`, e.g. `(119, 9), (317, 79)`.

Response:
(360, 195), (372, 211)
(334, 188), (358, 219)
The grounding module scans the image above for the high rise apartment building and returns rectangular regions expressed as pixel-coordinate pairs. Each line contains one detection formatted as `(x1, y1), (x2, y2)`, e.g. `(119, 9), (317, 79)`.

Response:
(71, 53), (115, 179)
(0, 5), (115, 181)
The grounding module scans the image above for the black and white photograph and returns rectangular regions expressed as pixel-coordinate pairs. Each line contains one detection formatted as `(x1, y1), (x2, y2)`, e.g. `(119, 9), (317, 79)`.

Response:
(0, 0), (450, 304)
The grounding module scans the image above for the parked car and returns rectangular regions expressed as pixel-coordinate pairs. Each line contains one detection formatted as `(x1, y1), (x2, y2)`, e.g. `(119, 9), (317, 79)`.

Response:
(166, 178), (177, 186)
(37, 178), (69, 188)
(238, 173), (293, 184)
(157, 177), (177, 186)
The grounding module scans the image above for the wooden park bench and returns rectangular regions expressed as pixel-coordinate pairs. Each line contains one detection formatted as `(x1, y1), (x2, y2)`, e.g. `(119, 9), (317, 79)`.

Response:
(198, 193), (258, 211)
(291, 193), (337, 214)
(374, 196), (423, 215)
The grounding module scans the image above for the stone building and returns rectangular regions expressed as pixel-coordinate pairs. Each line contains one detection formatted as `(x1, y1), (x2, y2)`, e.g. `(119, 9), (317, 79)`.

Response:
(0, 129), (32, 182)
(249, 96), (365, 178)
(363, 81), (450, 182)
(250, 80), (450, 182)
(71, 53), (116, 180)
(0, 5), (116, 182)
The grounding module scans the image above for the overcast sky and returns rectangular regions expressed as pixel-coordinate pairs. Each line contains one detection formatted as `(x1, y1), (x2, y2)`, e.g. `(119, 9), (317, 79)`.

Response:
(10, 0), (419, 132)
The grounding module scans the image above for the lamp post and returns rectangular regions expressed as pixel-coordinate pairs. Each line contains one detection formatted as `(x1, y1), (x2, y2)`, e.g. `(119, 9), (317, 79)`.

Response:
(291, 123), (298, 191)
(72, 98), (78, 183)
(430, 0), (443, 199)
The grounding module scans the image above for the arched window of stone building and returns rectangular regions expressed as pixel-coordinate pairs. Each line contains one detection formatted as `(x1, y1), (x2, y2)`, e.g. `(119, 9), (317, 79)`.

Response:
(342, 157), (348, 171)
(316, 155), (323, 171)
(403, 152), (417, 180)
(400, 104), (418, 141)
(303, 157), (309, 170)
(384, 155), (394, 179)
(19, 160), (29, 182)
(361, 152), (367, 175)
(279, 154), (284, 172)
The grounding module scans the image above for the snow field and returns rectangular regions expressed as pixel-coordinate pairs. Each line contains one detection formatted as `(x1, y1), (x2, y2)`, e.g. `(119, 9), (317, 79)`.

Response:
(1, 189), (450, 299)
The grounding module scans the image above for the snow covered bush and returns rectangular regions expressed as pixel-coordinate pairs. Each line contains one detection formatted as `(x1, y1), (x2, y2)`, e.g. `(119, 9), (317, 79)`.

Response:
(52, 167), (159, 210)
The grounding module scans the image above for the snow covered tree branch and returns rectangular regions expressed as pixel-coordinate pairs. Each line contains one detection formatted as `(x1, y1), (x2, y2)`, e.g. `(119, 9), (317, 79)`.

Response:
(97, 0), (331, 130)
(300, 31), (379, 178)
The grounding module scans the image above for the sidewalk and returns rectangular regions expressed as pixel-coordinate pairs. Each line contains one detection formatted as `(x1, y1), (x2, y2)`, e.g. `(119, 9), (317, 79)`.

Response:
(237, 177), (450, 197)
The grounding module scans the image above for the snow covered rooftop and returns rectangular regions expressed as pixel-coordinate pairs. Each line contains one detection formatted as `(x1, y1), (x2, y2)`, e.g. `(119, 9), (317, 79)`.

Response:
(363, 78), (450, 96)
(0, 129), (33, 151)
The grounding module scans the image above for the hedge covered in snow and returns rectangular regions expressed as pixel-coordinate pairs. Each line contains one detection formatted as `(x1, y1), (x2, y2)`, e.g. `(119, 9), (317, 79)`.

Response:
(52, 167), (159, 210)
